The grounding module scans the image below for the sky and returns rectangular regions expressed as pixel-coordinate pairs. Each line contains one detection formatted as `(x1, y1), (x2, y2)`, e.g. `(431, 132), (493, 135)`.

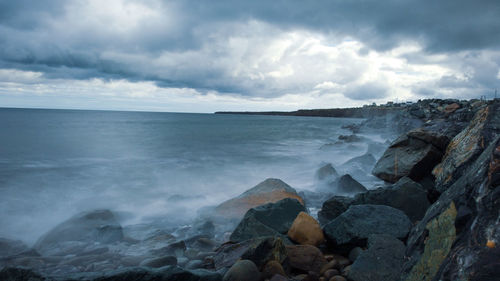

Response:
(1, 0), (500, 112)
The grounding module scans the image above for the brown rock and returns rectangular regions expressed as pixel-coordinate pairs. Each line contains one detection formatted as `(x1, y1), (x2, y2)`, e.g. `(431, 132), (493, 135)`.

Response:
(215, 178), (304, 219)
(323, 269), (340, 279)
(286, 245), (327, 274)
(287, 212), (325, 246)
(444, 103), (460, 113)
(223, 259), (260, 281)
(319, 260), (339, 275)
(262, 260), (286, 280)
(328, 276), (346, 281)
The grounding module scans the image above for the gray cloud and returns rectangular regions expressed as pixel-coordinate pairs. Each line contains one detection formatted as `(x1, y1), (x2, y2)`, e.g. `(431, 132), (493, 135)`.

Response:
(0, 0), (499, 102)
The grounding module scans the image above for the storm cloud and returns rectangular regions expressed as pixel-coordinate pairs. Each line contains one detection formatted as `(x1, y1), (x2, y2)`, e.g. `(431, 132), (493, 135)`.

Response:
(0, 0), (499, 111)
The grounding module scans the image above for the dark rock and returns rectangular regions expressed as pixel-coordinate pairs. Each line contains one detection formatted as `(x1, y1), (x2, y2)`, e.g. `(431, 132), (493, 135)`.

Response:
(341, 153), (376, 170)
(402, 137), (500, 281)
(0, 267), (45, 281)
(372, 128), (449, 183)
(0, 239), (30, 257)
(262, 260), (286, 280)
(186, 259), (204, 270)
(269, 274), (289, 281)
(223, 260), (260, 281)
(34, 209), (123, 255)
(91, 266), (222, 281)
(337, 135), (364, 143)
(347, 247), (363, 263)
(213, 237), (287, 271)
(150, 240), (186, 257)
(317, 196), (354, 226)
(336, 175), (367, 195)
(139, 255), (177, 268)
(230, 198), (306, 242)
(215, 178), (304, 220)
(323, 205), (412, 246)
(352, 177), (430, 222)
(347, 234), (405, 281)
(433, 102), (500, 192)
(316, 163), (339, 181)
(285, 245), (327, 274)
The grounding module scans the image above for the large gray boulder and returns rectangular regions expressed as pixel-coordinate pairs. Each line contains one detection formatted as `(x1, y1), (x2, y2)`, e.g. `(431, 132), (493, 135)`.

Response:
(34, 209), (123, 255)
(230, 198), (306, 242)
(348, 234), (405, 281)
(353, 177), (430, 222)
(323, 205), (412, 246)
(372, 129), (449, 183)
(336, 174), (367, 195)
(317, 196), (354, 225)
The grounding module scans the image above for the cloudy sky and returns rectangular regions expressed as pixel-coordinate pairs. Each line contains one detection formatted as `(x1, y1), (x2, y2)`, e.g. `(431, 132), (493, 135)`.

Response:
(1, 0), (499, 112)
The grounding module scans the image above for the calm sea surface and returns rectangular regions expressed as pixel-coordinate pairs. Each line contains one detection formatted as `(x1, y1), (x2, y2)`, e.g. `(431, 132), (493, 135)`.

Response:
(0, 108), (374, 243)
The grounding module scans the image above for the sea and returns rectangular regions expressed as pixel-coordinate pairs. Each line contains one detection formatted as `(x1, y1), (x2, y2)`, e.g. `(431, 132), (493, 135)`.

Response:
(0, 108), (390, 244)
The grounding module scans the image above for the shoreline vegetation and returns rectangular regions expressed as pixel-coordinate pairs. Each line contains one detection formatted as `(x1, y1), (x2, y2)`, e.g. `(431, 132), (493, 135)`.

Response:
(1, 98), (499, 281)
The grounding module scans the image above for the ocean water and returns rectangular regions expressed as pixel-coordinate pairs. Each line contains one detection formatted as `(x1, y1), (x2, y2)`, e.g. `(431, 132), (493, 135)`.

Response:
(0, 108), (388, 244)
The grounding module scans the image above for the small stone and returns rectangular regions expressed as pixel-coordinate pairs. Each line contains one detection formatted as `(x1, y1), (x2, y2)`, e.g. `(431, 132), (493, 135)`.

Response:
(329, 276), (346, 281)
(323, 269), (340, 279)
(262, 260), (286, 280)
(270, 274), (289, 281)
(288, 212), (325, 246)
(332, 255), (350, 267)
(320, 260), (339, 275)
(223, 260), (261, 281)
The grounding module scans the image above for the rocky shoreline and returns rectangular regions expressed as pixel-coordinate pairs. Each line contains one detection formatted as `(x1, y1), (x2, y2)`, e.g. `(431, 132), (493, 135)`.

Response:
(1, 98), (499, 281)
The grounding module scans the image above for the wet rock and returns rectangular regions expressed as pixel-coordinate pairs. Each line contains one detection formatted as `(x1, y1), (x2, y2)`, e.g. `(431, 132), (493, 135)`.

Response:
(403, 137), (500, 281)
(150, 240), (186, 257)
(230, 198), (306, 242)
(91, 265), (222, 281)
(34, 209), (123, 255)
(323, 205), (412, 247)
(323, 269), (340, 279)
(347, 234), (405, 281)
(316, 163), (339, 181)
(340, 153), (377, 172)
(433, 102), (500, 192)
(0, 267), (46, 281)
(139, 255), (177, 268)
(215, 178), (305, 220)
(372, 128), (449, 183)
(347, 247), (363, 263)
(223, 260), (260, 281)
(186, 259), (204, 269)
(262, 260), (286, 280)
(329, 276), (346, 281)
(287, 212), (325, 246)
(0, 238), (30, 257)
(336, 175), (367, 195)
(352, 177), (430, 222)
(317, 196), (354, 226)
(286, 245), (327, 274)
(270, 274), (289, 281)
(337, 135), (364, 143)
(213, 237), (287, 270)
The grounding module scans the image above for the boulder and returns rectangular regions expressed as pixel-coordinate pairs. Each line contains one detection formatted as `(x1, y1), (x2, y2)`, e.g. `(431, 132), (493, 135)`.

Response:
(372, 128), (449, 183)
(323, 205), (412, 246)
(139, 256), (177, 268)
(262, 260), (286, 280)
(0, 238), (30, 257)
(317, 196), (354, 226)
(34, 209), (123, 255)
(336, 175), (367, 195)
(89, 265), (222, 281)
(287, 212), (325, 246)
(402, 136), (500, 281)
(433, 102), (500, 192)
(347, 234), (405, 281)
(340, 153), (376, 171)
(215, 178), (305, 219)
(213, 237), (287, 270)
(352, 177), (430, 222)
(223, 260), (260, 281)
(0, 267), (46, 281)
(316, 163), (339, 181)
(150, 240), (186, 257)
(444, 103), (460, 114)
(230, 198), (306, 242)
(285, 245), (327, 274)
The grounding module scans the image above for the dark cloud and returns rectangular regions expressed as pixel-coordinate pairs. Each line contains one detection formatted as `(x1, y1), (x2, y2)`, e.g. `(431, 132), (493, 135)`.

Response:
(0, 0), (499, 100)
